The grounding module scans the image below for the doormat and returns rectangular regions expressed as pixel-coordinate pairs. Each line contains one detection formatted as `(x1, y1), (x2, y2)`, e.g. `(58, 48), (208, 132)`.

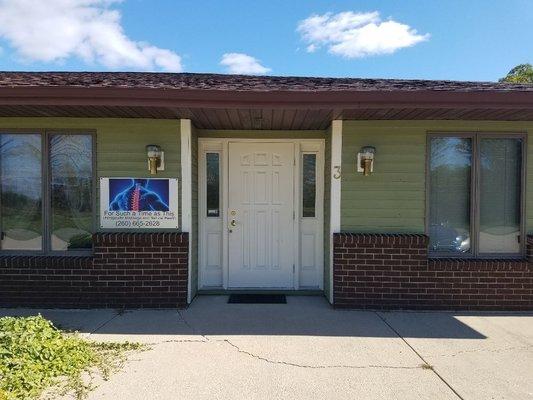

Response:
(228, 294), (287, 304)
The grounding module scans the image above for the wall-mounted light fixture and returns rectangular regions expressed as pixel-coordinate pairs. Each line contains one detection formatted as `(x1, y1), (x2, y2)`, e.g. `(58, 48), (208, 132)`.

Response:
(357, 146), (376, 176)
(146, 144), (164, 175)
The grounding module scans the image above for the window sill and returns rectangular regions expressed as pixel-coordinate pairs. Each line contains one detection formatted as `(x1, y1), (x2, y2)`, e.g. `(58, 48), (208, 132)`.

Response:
(0, 253), (93, 268)
(0, 252), (93, 259)
(428, 257), (530, 270)
(429, 256), (527, 262)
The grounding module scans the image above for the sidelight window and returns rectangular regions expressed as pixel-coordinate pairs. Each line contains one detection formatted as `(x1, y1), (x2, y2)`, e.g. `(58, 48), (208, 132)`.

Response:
(302, 153), (317, 218)
(206, 152), (220, 217)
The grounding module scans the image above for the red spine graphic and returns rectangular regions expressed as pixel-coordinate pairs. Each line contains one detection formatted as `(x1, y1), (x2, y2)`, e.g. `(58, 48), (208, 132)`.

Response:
(131, 184), (141, 211)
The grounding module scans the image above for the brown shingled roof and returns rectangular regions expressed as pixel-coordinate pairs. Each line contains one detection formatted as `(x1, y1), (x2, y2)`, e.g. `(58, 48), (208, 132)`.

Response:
(0, 71), (532, 92)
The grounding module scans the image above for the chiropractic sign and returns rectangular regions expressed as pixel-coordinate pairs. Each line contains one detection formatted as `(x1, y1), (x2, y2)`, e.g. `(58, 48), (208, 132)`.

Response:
(100, 178), (179, 229)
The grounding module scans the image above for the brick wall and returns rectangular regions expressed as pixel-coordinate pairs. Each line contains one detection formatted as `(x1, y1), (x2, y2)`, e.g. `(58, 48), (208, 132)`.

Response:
(333, 233), (533, 311)
(0, 232), (188, 309)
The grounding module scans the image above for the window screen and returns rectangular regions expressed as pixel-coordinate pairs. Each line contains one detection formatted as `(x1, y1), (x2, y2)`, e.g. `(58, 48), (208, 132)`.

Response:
(479, 138), (522, 254)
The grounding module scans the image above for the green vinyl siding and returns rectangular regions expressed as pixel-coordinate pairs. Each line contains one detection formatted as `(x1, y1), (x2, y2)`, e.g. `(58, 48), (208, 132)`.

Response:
(0, 117), (181, 230)
(341, 120), (533, 234)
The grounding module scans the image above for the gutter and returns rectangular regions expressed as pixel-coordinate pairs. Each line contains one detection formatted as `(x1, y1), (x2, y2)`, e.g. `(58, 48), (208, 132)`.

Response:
(0, 87), (532, 110)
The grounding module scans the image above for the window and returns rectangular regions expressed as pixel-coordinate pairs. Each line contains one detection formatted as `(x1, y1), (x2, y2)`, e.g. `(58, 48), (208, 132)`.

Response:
(428, 133), (524, 257)
(50, 134), (93, 250)
(0, 133), (43, 250)
(302, 153), (317, 218)
(206, 152), (220, 217)
(428, 137), (472, 254)
(0, 131), (94, 253)
(479, 138), (522, 254)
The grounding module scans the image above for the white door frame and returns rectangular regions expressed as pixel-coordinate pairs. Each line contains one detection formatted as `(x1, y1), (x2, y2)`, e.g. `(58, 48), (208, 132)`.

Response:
(198, 138), (324, 290)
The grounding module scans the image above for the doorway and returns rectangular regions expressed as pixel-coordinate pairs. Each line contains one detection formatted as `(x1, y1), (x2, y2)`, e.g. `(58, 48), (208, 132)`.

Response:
(198, 138), (324, 290)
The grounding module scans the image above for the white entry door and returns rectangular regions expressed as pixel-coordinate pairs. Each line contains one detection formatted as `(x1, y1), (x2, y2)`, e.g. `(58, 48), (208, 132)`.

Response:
(227, 142), (295, 288)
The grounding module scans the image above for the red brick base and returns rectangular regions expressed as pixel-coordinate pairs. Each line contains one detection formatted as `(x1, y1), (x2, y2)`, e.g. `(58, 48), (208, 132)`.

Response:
(333, 233), (533, 310)
(0, 232), (188, 309)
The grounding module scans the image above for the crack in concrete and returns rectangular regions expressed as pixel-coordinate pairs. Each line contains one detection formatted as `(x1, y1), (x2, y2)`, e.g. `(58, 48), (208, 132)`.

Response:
(439, 344), (533, 357)
(89, 310), (122, 335)
(490, 324), (532, 347)
(173, 310), (430, 371)
(145, 339), (208, 345)
(176, 309), (211, 342)
(376, 312), (466, 400)
(223, 339), (422, 370)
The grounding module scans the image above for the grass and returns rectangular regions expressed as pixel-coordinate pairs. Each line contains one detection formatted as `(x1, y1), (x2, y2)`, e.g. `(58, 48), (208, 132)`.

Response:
(0, 315), (145, 400)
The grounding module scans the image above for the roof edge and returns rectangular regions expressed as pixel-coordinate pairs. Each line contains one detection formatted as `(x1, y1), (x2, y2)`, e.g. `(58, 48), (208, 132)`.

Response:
(0, 86), (532, 110)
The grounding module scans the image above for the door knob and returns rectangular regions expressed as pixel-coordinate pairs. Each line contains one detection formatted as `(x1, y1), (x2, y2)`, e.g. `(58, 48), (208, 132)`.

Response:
(230, 219), (237, 227)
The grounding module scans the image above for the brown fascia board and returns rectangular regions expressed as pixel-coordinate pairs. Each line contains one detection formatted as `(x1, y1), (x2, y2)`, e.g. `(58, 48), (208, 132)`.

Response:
(0, 86), (532, 110)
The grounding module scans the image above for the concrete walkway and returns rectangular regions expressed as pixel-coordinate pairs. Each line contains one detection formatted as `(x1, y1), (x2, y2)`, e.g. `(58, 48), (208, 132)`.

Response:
(2, 296), (533, 399)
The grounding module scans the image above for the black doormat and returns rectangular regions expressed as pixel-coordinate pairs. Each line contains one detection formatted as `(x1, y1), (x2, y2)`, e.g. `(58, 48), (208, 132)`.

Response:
(228, 294), (287, 304)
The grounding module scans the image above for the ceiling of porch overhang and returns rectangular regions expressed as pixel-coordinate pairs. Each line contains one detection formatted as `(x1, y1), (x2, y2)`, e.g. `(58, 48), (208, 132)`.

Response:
(1, 72), (533, 129)
(1, 105), (533, 130)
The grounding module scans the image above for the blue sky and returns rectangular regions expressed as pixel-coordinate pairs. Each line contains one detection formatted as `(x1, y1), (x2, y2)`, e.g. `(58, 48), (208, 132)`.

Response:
(0, 0), (531, 81)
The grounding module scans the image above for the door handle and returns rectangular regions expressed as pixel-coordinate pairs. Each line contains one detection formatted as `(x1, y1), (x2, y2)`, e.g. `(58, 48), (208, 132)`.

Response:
(229, 219), (237, 233)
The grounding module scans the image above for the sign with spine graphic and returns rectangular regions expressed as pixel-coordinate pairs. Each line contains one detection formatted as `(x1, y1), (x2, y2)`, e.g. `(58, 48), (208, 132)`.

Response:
(100, 178), (179, 229)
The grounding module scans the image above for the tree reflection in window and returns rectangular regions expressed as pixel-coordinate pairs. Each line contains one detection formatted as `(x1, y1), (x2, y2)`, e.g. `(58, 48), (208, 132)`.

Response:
(50, 134), (93, 250)
(0, 134), (42, 250)
(429, 137), (471, 254)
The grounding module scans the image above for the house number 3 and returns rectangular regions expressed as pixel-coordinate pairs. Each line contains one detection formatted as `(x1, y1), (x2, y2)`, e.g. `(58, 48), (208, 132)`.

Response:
(333, 166), (341, 179)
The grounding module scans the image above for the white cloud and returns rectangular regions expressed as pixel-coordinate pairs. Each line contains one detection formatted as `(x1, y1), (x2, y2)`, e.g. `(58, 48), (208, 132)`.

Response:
(0, 0), (182, 71)
(220, 53), (271, 75)
(297, 11), (429, 58)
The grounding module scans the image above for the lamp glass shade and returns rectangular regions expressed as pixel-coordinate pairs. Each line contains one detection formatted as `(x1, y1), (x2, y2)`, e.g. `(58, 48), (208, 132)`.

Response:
(146, 144), (162, 158)
(360, 146), (376, 157)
